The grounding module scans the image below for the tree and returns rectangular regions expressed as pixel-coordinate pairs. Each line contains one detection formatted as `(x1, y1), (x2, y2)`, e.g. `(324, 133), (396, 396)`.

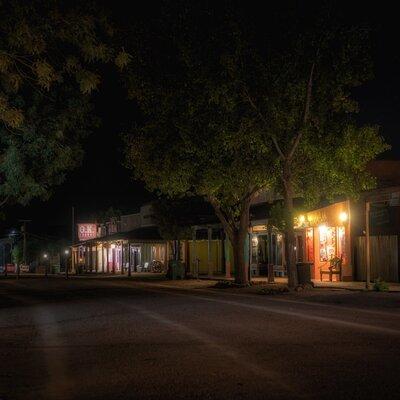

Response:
(123, 8), (275, 284)
(230, 10), (389, 287)
(123, 4), (387, 286)
(95, 207), (123, 224)
(152, 197), (208, 264)
(0, 0), (130, 208)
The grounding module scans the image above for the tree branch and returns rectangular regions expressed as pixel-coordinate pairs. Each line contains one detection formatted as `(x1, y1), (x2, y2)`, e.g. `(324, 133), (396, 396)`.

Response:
(207, 195), (235, 239)
(243, 88), (286, 160)
(287, 60), (316, 161)
(0, 195), (9, 208)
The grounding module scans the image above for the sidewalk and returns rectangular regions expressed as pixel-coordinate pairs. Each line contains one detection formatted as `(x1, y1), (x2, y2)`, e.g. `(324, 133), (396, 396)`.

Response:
(312, 280), (400, 292)
(2, 272), (400, 292)
(204, 275), (400, 292)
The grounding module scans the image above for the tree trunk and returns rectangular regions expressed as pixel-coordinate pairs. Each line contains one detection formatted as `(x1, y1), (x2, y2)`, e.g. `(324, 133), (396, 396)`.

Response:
(229, 202), (251, 285)
(231, 228), (249, 284)
(283, 166), (298, 288)
(208, 195), (253, 285)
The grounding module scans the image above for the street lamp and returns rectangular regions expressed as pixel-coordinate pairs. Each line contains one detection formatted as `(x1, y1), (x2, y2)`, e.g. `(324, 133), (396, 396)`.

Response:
(43, 253), (48, 277)
(64, 249), (70, 279)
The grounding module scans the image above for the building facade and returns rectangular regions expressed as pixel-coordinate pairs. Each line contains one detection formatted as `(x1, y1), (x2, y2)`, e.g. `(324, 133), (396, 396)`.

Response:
(72, 205), (169, 274)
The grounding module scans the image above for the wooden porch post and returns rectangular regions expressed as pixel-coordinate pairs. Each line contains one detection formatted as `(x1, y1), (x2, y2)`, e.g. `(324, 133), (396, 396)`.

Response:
(128, 244), (132, 277)
(95, 244), (98, 273)
(101, 243), (107, 274)
(106, 244), (109, 273)
(112, 245), (115, 274)
(121, 243), (124, 275)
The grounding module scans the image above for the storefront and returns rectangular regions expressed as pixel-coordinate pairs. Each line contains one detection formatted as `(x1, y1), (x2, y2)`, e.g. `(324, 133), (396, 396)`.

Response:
(249, 223), (284, 277)
(295, 200), (352, 281)
(72, 227), (168, 274)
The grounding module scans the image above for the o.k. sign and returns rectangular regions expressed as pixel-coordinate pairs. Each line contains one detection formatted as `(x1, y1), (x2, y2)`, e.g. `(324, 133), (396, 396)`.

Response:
(77, 223), (97, 241)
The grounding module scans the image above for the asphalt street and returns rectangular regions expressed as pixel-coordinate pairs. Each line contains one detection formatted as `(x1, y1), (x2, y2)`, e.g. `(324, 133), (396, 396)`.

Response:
(1, 278), (400, 400)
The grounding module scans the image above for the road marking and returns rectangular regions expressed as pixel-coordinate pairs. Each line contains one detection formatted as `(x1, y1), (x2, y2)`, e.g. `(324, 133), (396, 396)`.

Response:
(33, 308), (72, 400)
(134, 282), (400, 319)
(118, 301), (300, 398)
(137, 287), (400, 336)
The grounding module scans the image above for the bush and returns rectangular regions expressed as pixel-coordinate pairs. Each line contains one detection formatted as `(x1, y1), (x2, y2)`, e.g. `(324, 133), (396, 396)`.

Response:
(373, 278), (389, 292)
(258, 285), (289, 295)
(214, 280), (249, 289)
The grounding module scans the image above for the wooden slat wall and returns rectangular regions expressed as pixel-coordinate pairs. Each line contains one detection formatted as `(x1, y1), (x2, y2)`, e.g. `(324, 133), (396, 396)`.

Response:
(355, 235), (399, 282)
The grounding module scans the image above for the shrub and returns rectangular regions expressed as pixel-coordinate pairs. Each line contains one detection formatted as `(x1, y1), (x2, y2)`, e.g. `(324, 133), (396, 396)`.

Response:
(258, 285), (289, 295)
(373, 278), (389, 292)
(214, 280), (249, 289)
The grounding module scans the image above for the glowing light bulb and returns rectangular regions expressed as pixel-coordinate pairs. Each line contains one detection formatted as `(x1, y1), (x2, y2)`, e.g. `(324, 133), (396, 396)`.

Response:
(339, 211), (348, 223)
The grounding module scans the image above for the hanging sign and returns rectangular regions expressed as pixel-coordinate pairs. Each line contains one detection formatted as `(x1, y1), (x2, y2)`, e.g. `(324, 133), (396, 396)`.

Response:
(77, 223), (97, 241)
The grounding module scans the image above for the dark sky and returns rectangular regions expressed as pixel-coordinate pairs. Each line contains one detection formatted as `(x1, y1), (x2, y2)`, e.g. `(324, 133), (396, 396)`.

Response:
(1, 1), (400, 240)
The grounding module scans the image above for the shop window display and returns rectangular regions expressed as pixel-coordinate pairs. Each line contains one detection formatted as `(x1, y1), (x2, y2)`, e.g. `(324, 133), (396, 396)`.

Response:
(318, 226), (346, 262)
(319, 226), (336, 262)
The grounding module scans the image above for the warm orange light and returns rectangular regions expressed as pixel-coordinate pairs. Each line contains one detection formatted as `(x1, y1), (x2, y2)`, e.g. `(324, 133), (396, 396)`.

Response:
(298, 215), (305, 224)
(318, 224), (328, 235)
(339, 211), (348, 223)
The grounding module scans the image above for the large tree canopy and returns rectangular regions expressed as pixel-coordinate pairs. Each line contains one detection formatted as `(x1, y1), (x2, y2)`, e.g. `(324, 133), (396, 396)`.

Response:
(226, 8), (389, 286)
(0, 0), (130, 207)
(124, 3), (387, 285)
(124, 6), (277, 283)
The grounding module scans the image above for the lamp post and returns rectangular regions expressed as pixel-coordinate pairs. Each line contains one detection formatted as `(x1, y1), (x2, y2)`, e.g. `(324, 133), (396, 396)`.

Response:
(64, 249), (70, 279)
(43, 253), (49, 277)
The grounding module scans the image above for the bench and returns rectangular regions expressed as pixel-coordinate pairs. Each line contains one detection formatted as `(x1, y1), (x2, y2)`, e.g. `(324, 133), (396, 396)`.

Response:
(320, 256), (343, 282)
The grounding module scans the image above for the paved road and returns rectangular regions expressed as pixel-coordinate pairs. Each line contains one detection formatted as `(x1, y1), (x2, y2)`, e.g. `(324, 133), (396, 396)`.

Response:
(1, 278), (400, 400)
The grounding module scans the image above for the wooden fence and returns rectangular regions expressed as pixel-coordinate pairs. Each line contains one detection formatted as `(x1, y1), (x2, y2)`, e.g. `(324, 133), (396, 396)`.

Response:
(355, 235), (399, 282)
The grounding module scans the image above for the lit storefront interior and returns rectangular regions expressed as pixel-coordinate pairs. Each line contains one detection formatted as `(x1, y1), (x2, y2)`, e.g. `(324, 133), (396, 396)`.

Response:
(249, 224), (284, 277)
(295, 200), (352, 281)
(72, 228), (168, 274)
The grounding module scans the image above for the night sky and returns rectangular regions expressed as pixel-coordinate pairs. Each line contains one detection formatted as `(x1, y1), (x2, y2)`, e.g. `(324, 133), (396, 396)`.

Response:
(1, 1), (400, 240)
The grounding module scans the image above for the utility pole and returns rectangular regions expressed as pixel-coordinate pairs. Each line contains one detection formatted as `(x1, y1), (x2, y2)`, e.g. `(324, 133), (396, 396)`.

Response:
(16, 221), (30, 279)
(69, 206), (75, 279)
(19, 220), (31, 269)
(365, 201), (371, 290)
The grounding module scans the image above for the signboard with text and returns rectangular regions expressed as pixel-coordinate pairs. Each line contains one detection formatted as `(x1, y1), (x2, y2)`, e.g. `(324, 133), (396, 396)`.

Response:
(77, 223), (97, 241)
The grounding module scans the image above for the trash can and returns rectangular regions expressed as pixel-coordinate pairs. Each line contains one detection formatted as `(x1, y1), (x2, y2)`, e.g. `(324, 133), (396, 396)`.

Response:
(168, 260), (185, 280)
(296, 262), (313, 285)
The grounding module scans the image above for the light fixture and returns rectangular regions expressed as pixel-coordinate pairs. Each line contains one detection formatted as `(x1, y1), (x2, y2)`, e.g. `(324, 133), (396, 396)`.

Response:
(64, 249), (70, 255)
(252, 236), (259, 246)
(298, 215), (305, 225)
(43, 253), (48, 259)
(339, 211), (348, 223)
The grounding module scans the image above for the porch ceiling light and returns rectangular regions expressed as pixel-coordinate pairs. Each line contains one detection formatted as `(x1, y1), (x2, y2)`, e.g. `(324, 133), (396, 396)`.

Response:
(339, 211), (348, 223)
(298, 215), (305, 224)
